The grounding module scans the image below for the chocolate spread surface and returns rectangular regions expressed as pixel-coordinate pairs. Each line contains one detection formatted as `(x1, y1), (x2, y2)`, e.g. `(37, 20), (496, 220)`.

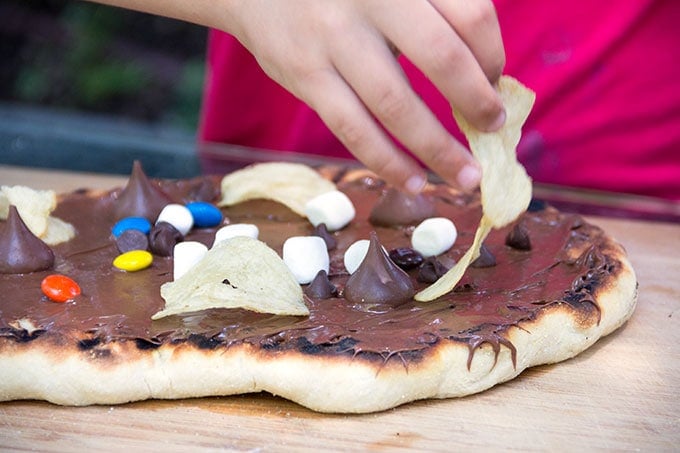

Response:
(0, 172), (614, 365)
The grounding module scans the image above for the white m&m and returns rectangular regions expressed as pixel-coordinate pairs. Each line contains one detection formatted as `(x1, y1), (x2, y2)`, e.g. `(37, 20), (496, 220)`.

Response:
(282, 236), (329, 284)
(157, 204), (194, 236)
(304, 190), (355, 232)
(411, 217), (458, 257)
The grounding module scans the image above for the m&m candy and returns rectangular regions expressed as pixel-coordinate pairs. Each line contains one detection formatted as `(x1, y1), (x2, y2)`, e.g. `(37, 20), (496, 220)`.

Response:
(156, 204), (194, 235)
(186, 202), (223, 228)
(112, 217), (152, 238)
(113, 250), (153, 272)
(41, 274), (81, 303)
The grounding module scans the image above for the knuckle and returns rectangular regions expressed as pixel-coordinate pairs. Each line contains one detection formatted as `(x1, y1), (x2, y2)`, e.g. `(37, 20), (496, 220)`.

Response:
(410, 127), (453, 165)
(329, 112), (369, 149)
(373, 86), (413, 124)
(425, 32), (465, 73)
(467, 0), (497, 29)
(368, 156), (409, 185)
(426, 142), (457, 170)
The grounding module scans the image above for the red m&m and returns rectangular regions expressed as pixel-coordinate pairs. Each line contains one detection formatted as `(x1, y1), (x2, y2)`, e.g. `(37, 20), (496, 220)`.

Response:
(41, 274), (81, 303)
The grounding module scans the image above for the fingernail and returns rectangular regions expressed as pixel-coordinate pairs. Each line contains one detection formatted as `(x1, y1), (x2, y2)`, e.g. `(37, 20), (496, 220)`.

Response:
(405, 174), (427, 195)
(487, 109), (506, 132)
(457, 164), (481, 191)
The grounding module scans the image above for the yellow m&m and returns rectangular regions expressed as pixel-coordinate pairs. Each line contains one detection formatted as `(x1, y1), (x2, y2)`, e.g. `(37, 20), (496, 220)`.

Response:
(113, 250), (153, 272)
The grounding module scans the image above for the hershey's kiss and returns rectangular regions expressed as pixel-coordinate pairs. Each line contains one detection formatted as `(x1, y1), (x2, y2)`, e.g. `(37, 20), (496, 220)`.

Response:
(369, 188), (436, 227)
(304, 270), (338, 299)
(343, 231), (415, 306)
(0, 205), (55, 274)
(113, 160), (174, 221)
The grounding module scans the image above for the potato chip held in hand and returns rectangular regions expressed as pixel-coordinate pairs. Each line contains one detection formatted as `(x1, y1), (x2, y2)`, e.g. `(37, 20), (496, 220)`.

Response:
(416, 76), (536, 302)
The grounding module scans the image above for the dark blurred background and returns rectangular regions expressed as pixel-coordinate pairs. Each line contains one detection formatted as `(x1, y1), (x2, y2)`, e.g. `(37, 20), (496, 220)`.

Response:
(0, 0), (208, 177)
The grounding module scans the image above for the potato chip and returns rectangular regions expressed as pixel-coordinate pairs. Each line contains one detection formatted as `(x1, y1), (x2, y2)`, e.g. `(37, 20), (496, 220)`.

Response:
(42, 216), (76, 245)
(152, 236), (308, 319)
(0, 185), (76, 245)
(415, 76), (535, 302)
(0, 185), (56, 238)
(218, 162), (336, 217)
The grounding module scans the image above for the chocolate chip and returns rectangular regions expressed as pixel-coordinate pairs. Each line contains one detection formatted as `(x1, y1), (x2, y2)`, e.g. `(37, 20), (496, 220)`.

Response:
(312, 223), (337, 250)
(470, 244), (496, 268)
(115, 229), (149, 253)
(417, 257), (450, 283)
(149, 221), (183, 256)
(505, 223), (532, 250)
(388, 247), (424, 270)
(304, 270), (338, 299)
(527, 198), (547, 212)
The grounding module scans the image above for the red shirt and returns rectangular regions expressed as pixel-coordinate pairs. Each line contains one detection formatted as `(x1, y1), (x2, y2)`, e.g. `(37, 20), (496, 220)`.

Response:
(199, 0), (680, 200)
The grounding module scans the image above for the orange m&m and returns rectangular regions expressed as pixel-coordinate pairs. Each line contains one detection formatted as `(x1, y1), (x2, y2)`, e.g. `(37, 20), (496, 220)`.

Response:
(41, 274), (81, 303)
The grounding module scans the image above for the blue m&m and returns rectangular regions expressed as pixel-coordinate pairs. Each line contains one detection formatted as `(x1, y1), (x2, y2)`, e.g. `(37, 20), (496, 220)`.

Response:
(186, 202), (223, 228)
(112, 216), (152, 238)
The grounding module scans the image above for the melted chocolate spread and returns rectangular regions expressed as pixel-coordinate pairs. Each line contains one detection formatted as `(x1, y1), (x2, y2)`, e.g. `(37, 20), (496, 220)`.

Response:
(0, 171), (615, 367)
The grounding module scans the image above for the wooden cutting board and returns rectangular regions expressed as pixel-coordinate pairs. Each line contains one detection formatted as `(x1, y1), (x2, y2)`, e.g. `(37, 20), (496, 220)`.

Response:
(0, 166), (678, 451)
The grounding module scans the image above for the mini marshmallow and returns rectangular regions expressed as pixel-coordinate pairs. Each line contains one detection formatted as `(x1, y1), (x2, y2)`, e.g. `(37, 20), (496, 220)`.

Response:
(173, 241), (208, 280)
(213, 223), (259, 247)
(411, 217), (458, 257)
(304, 190), (355, 232)
(343, 239), (370, 274)
(157, 204), (194, 236)
(282, 236), (329, 284)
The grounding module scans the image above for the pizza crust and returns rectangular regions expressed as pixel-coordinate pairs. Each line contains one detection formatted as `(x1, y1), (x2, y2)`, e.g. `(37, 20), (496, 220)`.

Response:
(0, 238), (636, 413)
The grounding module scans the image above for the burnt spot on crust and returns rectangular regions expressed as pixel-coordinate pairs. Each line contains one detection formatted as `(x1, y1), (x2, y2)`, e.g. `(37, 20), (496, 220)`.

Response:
(135, 338), (162, 350)
(188, 333), (222, 350)
(562, 245), (620, 326)
(0, 326), (46, 343)
(261, 335), (360, 357)
(78, 337), (101, 350)
(257, 333), (431, 366)
(76, 336), (114, 359)
(560, 293), (601, 327)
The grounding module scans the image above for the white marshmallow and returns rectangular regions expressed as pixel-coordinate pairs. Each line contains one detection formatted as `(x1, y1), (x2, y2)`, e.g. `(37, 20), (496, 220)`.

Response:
(212, 223), (259, 247)
(411, 217), (458, 257)
(157, 203), (194, 236)
(173, 241), (208, 280)
(282, 236), (330, 284)
(343, 239), (370, 274)
(304, 190), (355, 232)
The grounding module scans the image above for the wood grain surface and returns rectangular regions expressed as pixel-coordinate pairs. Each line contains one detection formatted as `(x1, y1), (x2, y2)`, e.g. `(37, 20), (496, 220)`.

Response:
(1, 165), (678, 451)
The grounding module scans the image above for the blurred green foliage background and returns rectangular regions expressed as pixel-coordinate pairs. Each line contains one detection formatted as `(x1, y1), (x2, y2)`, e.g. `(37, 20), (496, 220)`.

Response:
(1, 0), (207, 131)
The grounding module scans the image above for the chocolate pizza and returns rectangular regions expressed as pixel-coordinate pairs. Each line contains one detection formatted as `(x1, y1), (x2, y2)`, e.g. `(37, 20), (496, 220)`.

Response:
(0, 161), (637, 413)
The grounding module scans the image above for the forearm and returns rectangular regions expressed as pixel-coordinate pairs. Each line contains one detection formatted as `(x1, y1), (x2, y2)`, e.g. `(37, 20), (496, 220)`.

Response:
(89, 0), (237, 32)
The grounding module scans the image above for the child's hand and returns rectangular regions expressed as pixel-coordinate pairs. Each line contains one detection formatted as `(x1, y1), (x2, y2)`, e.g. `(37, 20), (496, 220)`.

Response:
(225, 0), (506, 193)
